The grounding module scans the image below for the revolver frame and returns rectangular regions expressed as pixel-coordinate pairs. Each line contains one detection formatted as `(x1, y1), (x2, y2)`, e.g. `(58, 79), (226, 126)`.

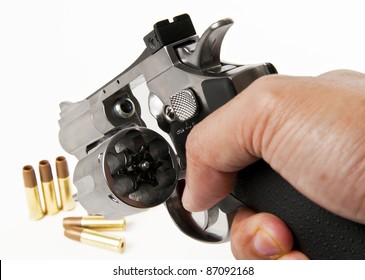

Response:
(59, 14), (276, 242)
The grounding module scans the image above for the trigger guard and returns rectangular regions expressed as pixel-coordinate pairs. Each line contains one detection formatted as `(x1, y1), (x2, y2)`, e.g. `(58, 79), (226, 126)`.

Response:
(165, 180), (234, 243)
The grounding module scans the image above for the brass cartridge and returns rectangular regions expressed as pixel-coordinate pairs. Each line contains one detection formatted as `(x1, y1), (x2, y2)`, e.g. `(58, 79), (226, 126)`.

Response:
(63, 216), (126, 231)
(56, 156), (76, 211)
(39, 160), (60, 215)
(22, 165), (45, 220)
(64, 227), (125, 253)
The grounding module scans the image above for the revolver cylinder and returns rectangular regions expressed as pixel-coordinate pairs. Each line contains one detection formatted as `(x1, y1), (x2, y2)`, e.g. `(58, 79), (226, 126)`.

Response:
(73, 127), (178, 219)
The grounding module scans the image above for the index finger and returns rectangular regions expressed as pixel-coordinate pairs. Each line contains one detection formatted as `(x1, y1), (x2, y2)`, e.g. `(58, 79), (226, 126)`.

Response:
(182, 77), (272, 212)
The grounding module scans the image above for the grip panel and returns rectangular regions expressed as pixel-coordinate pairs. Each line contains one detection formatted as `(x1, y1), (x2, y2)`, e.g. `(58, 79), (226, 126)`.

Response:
(232, 160), (365, 259)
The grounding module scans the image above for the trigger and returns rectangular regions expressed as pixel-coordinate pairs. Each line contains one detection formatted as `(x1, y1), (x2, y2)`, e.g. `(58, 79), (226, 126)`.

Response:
(177, 18), (233, 71)
(203, 206), (219, 230)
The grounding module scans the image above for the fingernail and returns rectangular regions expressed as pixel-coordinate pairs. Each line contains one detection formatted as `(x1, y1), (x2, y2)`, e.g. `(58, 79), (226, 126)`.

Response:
(182, 184), (191, 211)
(253, 229), (282, 257)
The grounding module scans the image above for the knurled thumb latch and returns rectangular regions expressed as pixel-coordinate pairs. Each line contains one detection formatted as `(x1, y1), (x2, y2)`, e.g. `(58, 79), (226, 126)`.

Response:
(177, 18), (234, 72)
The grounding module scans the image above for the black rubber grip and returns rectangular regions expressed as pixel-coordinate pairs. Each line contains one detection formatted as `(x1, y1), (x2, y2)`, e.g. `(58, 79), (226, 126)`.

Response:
(232, 159), (365, 259)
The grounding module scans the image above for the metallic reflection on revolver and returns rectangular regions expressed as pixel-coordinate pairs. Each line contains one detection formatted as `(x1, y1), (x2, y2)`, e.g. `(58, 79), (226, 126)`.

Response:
(58, 14), (277, 243)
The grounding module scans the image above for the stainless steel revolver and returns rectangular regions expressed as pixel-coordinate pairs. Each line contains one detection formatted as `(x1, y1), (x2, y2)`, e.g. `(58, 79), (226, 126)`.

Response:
(59, 14), (365, 259)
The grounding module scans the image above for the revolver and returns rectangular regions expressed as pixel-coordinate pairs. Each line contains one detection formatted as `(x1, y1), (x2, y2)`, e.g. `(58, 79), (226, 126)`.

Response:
(58, 14), (365, 259)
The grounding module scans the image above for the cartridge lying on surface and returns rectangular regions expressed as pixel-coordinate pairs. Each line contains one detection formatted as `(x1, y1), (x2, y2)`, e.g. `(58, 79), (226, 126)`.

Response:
(63, 216), (126, 231)
(39, 160), (60, 215)
(64, 227), (125, 253)
(22, 165), (45, 220)
(56, 156), (76, 211)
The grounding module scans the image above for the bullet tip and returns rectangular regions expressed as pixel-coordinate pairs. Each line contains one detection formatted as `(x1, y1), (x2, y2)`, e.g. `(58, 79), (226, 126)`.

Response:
(39, 160), (53, 182)
(56, 156), (69, 178)
(64, 227), (82, 242)
(63, 217), (82, 228)
(22, 165), (37, 188)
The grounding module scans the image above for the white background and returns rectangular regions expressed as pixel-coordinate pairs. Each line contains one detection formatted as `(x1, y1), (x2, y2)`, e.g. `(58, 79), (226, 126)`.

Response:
(0, 0), (364, 261)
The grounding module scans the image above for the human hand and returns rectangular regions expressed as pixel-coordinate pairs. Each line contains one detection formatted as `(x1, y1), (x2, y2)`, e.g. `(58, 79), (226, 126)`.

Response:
(182, 70), (365, 259)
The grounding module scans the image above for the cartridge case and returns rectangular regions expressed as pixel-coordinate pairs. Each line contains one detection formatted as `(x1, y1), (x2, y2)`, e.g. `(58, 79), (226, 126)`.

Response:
(22, 165), (45, 220)
(63, 216), (126, 231)
(64, 227), (125, 253)
(39, 160), (60, 215)
(56, 156), (76, 211)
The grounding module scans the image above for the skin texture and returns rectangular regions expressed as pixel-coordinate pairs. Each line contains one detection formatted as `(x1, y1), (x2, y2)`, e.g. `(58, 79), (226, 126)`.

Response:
(182, 70), (365, 259)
